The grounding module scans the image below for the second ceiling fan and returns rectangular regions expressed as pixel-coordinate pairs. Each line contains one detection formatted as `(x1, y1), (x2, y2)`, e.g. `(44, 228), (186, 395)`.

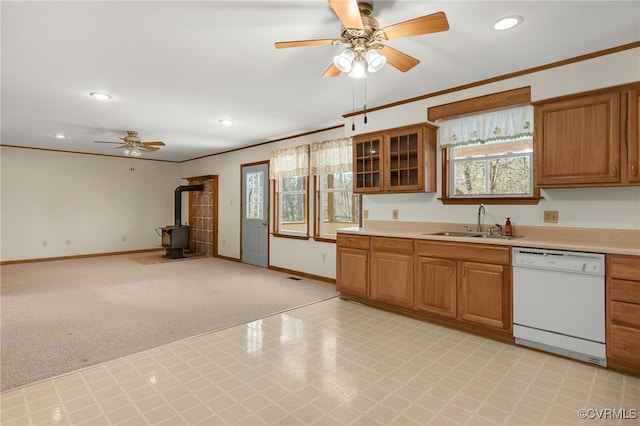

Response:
(275, 0), (449, 78)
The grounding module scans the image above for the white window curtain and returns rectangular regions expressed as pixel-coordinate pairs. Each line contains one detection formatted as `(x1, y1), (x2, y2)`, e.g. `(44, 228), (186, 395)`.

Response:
(438, 105), (534, 149)
(310, 137), (352, 175)
(269, 145), (309, 179)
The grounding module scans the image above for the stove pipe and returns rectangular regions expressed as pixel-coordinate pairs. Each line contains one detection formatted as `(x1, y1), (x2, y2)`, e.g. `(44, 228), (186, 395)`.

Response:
(174, 184), (204, 226)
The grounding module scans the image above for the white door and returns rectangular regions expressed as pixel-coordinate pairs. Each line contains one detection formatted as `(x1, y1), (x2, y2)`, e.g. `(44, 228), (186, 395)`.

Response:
(241, 163), (268, 267)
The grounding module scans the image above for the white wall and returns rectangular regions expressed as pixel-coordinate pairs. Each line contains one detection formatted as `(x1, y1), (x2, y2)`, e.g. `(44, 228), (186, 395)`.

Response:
(179, 127), (345, 279)
(0, 147), (182, 261)
(2, 48), (638, 275)
(348, 48), (640, 231)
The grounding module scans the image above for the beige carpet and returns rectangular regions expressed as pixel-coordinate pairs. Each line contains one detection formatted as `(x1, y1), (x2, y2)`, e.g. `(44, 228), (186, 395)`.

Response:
(130, 253), (205, 265)
(0, 254), (338, 391)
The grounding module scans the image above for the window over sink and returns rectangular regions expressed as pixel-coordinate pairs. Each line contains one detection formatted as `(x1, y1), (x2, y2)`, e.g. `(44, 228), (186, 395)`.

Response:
(434, 99), (540, 205)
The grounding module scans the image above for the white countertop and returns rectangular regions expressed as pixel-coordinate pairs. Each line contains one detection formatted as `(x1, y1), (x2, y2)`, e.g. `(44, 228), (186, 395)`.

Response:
(337, 221), (640, 256)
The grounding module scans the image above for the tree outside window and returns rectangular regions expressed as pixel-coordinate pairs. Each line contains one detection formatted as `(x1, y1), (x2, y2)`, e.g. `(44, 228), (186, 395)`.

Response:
(277, 176), (307, 235)
(317, 172), (359, 238)
(451, 138), (533, 197)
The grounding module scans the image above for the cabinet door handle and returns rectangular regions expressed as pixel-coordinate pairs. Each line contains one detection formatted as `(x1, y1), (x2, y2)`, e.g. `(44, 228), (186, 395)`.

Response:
(632, 164), (638, 177)
(612, 166), (618, 177)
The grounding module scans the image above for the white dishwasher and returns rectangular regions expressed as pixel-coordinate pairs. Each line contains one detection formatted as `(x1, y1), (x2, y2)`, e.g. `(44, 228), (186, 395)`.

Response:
(512, 247), (606, 367)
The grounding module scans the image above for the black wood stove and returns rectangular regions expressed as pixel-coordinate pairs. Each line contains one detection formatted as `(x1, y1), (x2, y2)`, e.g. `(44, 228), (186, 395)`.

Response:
(161, 184), (203, 259)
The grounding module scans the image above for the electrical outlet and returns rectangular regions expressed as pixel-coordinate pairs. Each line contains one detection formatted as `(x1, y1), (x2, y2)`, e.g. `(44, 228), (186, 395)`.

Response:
(66, 240), (71, 245)
(122, 236), (127, 242)
(42, 240), (47, 247)
(544, 210), (559, 223)
(363, 209), (368, 219)
(322, 253), (326, 261)
(392, 209), (399, 220)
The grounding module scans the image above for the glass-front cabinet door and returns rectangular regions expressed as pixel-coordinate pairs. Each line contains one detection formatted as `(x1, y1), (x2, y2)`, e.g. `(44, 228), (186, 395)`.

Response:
(352, 123), (436, 194)
(353, 135), (383, 192)
(386, 128), (424, 191)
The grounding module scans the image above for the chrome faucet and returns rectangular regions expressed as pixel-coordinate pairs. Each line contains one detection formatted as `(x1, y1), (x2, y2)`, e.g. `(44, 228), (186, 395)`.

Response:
(477, 203), (485, 232)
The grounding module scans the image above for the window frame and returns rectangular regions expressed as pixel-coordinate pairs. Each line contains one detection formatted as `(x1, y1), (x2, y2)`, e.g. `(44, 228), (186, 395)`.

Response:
(273, 176), (310, 239)
(441, 147), (540, 205)
(448, 138), (534, 199)
(428, 87), (541, 205)
(313, 173), (361, 242)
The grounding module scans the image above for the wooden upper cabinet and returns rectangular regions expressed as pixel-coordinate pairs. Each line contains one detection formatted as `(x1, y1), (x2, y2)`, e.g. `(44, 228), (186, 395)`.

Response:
(353, 123), (436, 193)
(534, 82), (640, 187)
(535, 91), (621, 186)
(353, 134), (383, 193)
(385, 128), (424, 192)
(627, 86), (640, 183)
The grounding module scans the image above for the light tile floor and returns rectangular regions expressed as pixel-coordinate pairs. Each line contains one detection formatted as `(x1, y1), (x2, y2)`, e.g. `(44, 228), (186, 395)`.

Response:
(1, 298), (639, 425)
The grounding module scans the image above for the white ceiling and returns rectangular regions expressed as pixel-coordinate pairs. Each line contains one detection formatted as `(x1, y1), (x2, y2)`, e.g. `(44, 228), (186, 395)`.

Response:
(2, 1), (639, 162)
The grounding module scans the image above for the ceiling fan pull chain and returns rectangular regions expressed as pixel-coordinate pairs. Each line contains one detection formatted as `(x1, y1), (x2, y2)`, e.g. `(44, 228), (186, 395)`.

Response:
(363, 78), (368, 124)
(352, 78), (356, 131)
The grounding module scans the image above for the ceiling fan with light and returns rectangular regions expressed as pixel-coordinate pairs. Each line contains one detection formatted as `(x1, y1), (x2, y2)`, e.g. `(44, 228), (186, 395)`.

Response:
(94, 131), (165, 157)
(275, 0), (449, 78)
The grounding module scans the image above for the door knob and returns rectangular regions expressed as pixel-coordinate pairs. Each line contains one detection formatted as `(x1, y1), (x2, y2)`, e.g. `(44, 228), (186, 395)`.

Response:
(262, 221), (268, 226)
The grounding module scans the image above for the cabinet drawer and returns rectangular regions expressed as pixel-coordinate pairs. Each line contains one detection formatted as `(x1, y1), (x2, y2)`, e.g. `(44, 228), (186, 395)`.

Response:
(415, 240), (510, 265)
(610, 278), (640, 304)
(610, 300), (640, 327)
(371, 237), (414, 254)
(336, 234), (370, 250)
(608, 323), (640, 362)
(609, 255), (640, 281)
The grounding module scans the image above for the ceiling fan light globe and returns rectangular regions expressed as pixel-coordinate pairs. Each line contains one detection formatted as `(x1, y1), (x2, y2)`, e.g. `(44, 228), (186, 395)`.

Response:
(365, 49), (386, 73)
(334, 49), (355, 72)
(130, 147), (142, 157)
(123, 148), (131, 156)
(348, 60), (367, 79)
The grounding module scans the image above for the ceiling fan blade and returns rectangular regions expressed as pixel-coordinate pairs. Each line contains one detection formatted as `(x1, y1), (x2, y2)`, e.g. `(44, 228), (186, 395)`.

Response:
(382, 11), (449, 40)
(328, 0), (363, 30)
(275, 39), (341, 49)
(321, 63), (341, 78)
(379, 45), (420, 72)
(140, 145), (160, 151)
(141, 141), (165, 146)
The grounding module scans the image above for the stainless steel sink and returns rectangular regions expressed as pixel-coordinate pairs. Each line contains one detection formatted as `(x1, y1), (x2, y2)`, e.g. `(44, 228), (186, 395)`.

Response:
(427, 231), (482, 237)
(426, 231), (523, 240)
(475, 234), (524, 240)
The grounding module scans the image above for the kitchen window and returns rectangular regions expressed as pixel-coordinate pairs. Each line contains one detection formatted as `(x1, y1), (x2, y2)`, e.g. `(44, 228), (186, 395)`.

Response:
(310, 137), (359, 240)
(275, 176), (308, 236)
(449, 137), (533, 197)
(438, 104), (539, 204)
(270, 144), (310, 238)
(315, 172), (360, 239)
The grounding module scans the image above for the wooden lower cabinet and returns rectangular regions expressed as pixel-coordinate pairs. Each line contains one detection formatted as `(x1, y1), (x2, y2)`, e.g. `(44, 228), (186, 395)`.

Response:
(458, 261), (510, 329)
(415, 240), (512, 336)
(415, 257), (456, 317)
(337, 235), (512, 342)
(606, 254), (640, 375)
(370, 237), (414, 308)
(336, 234), (369, 298)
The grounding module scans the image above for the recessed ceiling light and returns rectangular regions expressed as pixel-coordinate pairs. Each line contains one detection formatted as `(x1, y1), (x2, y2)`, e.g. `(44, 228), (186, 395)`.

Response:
(53, 134), (66, 139)
(89, 92), (112, 101)
(218, 119), (234, 126)
(493, 15), (523, 31)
